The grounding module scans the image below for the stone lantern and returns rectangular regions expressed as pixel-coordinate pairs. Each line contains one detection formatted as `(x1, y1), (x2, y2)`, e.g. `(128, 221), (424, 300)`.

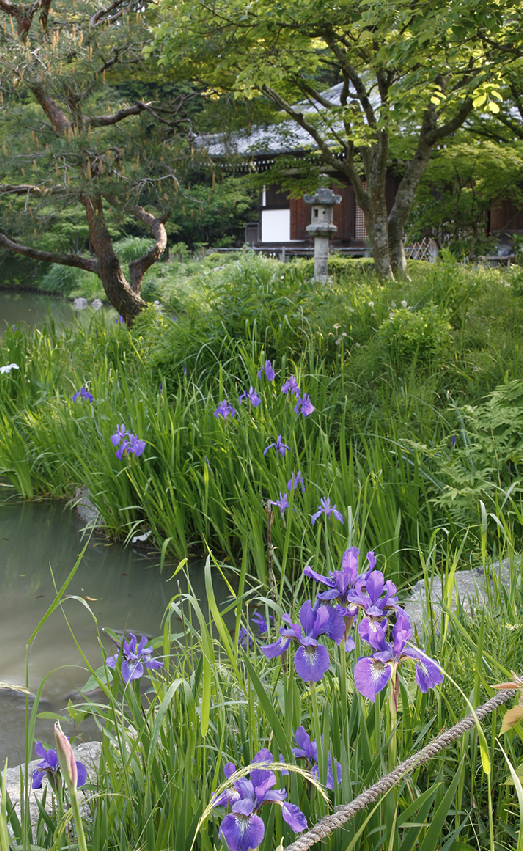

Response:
(304, 179), (342, 281)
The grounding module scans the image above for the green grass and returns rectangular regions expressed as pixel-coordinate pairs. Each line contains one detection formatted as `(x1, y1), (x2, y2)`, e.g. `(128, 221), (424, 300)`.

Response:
(2, 526), (523, 851)
(2, 251), (523, 851)
(1, 252), (522, 586)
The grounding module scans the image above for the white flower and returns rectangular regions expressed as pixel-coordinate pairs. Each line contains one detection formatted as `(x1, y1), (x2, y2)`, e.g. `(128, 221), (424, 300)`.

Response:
(0, 363), (19, 374)
(401, 299), (408, 308)
(368, 301), (374, 307)
(390, 301), (396, 308)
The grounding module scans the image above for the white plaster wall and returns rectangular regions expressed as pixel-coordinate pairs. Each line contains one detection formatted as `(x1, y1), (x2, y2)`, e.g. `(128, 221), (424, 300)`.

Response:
(261, 209), (290, 243)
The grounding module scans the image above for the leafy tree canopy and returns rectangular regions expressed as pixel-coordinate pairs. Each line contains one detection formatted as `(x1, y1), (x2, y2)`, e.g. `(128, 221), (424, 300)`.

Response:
(152, 0), (523, 279)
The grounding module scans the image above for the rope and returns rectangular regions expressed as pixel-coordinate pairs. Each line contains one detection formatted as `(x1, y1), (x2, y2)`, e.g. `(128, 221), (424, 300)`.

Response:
(284, 689), (515, 851)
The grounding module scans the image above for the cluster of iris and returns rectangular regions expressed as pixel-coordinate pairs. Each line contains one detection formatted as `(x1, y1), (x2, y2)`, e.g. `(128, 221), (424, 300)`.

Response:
(212, 749), (307, 851)
(261, 547), (443, 701)
(71, 386), (146, 462)
(214, 359), (345, 525)
(72, 386), (93, 403)
(214, 359), (314, 423)
(110, 423), (146, 460)
(211, 714), (343, 851)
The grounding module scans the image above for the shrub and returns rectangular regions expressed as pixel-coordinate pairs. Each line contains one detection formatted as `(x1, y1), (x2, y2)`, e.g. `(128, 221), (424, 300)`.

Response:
(378, 303), (452, 373)
(40, 263), (87, 294)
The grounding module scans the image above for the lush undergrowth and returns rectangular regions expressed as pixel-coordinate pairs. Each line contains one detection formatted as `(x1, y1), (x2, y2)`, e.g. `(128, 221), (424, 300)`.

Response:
(1, 251), (522, 585)
(2, 527), (523, 851)
(2, 252), (523, 851)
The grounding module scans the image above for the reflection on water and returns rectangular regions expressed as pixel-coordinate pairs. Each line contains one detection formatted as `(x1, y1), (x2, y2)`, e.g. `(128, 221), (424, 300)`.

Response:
(0, 291), (114, 338)
(0, 491), (234, 766)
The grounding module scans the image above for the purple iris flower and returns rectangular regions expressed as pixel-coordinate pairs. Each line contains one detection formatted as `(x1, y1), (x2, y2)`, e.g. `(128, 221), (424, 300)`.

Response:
(257, 360), (276, 381)
(105, 633), (164, 683)
(212, 749), (306, 851)
(304, 548), (376, 606)
(32, 741), (87, 790)
(281, 375), (300, 397)
(311, 497), (344, 525)
(238, 612), (275, 649)
(115, 439), (130, 460)
(263, 435), (290, 457)
(127, 433), (146, 457)
(348, 571), (400, 650)
(268, 492), (289, 515)
(303, 548), (376, 651)
(290, 727), (342, 790)
(239, 386), (261, 408)
(287, 471), (305, 493)
(451, 434), (456, 447)
(354, 613), (444, 703)
(294, 393), (315, 417)
(116, 315), (125, 324)
(72, 386), (93, 403)
(111, 423), (127, 446)
(261, 600), (344, 682)
(215, 399), (237, 419)
(112, 425), (146, 460)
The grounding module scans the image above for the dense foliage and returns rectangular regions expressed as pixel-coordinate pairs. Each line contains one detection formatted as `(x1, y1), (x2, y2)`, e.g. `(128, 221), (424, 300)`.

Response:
(2, 254), (523, 851)
(1, 253), (522, 580)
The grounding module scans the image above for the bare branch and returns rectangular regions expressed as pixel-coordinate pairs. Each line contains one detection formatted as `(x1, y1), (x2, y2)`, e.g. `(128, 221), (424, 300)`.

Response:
(0, 182), (52, 195)
(87, 102), (152, 128)
(262, 84), (368, 207)
(426, 97), (474, 145)
(89, 0), (124, 28)
(95, 48), (123, 75)
(32, 82), (70, 135)
(128, 205), (169, 292)
(0, 231), (98, 272)
(39, 0), (52, 31)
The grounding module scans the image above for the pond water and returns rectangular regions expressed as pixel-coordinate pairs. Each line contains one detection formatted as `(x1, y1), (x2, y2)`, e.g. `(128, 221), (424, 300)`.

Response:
(0, 491), (234, 767)
(0, 291), (114, 338)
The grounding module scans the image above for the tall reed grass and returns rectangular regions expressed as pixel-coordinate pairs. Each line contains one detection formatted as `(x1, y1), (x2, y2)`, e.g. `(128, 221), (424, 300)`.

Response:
(1, 254), (522, 587)
(2, 517), (523, 851)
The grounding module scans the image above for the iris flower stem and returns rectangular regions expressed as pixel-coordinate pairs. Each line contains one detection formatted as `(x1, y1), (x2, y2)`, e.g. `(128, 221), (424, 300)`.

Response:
(387, 675), (398, 776)
(279, 487), (295, 605)
(309, 682), (323, 796)
(339, 643), (348, 725)
(324, 520), (331, 574)
(69, 790), (88, 851)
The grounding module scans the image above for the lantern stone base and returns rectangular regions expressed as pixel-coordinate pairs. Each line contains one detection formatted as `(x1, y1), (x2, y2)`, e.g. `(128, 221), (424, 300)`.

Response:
(312, 236), (330, 281)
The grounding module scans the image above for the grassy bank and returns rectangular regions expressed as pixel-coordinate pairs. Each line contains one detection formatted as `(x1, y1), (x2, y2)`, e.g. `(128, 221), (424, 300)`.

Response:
(2, 531), (523, 851)
(1, 251), (522, 587)
(2, 252), (523, 851)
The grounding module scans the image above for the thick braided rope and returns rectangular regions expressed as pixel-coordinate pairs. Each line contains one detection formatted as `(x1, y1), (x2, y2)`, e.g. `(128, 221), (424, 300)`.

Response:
(285, 689), (515, 851)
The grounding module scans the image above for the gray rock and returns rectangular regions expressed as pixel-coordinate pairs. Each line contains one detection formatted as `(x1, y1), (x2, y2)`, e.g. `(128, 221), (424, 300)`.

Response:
(403, 558), (518, 631)
(71, 486), (104, 528)
(4, 741), (102, 830)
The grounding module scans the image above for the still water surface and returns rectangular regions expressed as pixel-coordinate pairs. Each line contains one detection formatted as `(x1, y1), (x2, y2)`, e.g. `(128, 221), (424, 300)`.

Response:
(0, 492), (233, 766)
(0, 291), (114, 338)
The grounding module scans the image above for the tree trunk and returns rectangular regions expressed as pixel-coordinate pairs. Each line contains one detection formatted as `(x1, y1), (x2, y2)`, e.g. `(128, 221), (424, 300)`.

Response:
(82, 194), (147, 324)
(365, 195), (394, 280)
(388, 223), (409, 278)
